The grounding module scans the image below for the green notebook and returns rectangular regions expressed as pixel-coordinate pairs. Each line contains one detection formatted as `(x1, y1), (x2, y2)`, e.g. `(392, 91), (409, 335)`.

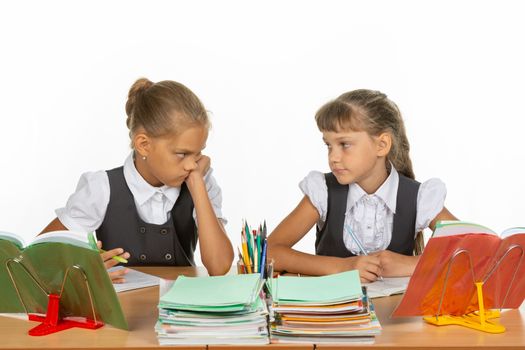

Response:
(159, 273), (263, 312)
(270, 270), (362, 304)
(0, 230), (128, 330)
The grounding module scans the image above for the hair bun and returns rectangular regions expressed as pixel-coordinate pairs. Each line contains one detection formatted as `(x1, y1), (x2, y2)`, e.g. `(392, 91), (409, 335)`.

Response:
(129, 78), (153, 96)
(126, 78), (154, 128)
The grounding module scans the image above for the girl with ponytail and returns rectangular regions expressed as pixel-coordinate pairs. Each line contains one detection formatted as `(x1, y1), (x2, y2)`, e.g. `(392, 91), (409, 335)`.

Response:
(268, 89), (456, 282)
(41, 78), (233, 280)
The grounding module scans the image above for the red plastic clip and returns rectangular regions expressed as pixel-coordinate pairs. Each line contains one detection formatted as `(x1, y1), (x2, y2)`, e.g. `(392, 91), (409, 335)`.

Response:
(27, 294), (104, 336)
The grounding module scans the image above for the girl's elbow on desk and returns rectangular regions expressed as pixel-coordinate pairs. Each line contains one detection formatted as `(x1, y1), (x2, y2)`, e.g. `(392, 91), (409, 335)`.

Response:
(205, 260), (232, 276)
(202, 250), (234, 276)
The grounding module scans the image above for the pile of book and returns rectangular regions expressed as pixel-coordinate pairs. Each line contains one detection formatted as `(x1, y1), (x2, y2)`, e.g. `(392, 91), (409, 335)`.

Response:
(155, 273), (269, 345)
(268, 270), (381, 344)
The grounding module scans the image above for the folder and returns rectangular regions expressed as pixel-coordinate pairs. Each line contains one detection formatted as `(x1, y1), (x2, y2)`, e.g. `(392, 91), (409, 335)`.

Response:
(269, 270), (363, 304)
(159, 273), (263, 312)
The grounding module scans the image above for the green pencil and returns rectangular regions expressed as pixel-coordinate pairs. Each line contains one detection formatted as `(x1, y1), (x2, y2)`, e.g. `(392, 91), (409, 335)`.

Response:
(244, 221), (254, 267)
(88, 232), (128, 264)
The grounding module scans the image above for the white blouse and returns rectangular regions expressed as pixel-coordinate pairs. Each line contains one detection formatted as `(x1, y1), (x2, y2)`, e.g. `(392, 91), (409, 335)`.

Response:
(299, 167), (446, 255)
(56, 153), (226, 233)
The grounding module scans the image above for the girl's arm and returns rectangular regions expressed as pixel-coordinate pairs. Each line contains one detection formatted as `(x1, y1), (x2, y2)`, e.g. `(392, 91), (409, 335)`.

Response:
(429, 206), (457, 231)
(373, 206), (458, 277)
(186, 156), (233, 276)
(268, 195), (381, 282)
(40, 218), (130, 282)
(40, 217), (68, 234)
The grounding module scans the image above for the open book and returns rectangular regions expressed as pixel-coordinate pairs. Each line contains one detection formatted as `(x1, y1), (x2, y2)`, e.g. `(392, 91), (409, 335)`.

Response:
(0, 230), (128, 331)
(364, 277), (410, 299)
(0, 230), (91, 250)
(110, 266), (160, 293)
(393, 221), (525, 317)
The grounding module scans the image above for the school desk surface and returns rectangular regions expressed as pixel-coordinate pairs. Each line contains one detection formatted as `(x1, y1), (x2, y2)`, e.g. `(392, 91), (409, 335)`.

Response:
(1, 266), (524, 350)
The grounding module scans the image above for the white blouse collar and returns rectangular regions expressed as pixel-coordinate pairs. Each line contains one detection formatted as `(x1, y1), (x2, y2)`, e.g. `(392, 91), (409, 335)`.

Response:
(123, 152), (180, 206)
(346, 163), (399, 213)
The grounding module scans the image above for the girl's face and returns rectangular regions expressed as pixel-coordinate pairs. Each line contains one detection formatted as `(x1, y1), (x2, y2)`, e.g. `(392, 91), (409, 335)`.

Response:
(322, 128), (388, 192)
(138, 125), (208, 187)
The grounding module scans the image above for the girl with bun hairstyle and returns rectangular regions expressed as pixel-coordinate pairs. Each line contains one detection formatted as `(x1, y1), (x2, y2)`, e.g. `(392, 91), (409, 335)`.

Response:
(41, 78), (233, 280)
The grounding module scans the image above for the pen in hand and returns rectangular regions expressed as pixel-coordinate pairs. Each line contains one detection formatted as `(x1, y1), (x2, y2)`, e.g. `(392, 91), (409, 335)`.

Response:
(344, 224), (383, 281)
(87, 232), (128, 264)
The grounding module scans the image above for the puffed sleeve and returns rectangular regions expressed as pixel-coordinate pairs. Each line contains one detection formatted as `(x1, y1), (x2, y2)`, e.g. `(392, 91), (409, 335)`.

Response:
(415, 178), (447, 234)
(55, 171), (110, 232)
(192, 168), (227, 226)
(298, 171), (328, 222)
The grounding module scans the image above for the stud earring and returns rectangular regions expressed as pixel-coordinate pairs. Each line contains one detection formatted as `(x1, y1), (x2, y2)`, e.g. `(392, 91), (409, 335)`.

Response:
(142, 156), (147, 161)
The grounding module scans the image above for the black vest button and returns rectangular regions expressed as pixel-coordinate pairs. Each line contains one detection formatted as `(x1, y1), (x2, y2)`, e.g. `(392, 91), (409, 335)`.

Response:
(139, 254), (147, 261)
(139, 227), (146, 234)
(164, 253), (172, 260)
(160, 228), (168, 235)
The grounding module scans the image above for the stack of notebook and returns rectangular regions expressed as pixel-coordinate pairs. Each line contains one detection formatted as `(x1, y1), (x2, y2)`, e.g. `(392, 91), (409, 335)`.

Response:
(155, 273), (269, 345)
(268, 270), (381, 344)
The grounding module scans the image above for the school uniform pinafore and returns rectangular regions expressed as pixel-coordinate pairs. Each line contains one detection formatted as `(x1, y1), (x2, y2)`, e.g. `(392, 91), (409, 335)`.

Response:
(96, 167), (197, 266)
(315, 173), (420, 257)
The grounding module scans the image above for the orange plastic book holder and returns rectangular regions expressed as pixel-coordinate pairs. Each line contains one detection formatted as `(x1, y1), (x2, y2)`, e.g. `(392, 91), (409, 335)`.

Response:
(6, 259), (104, 336)
(393, 232), (525, 334)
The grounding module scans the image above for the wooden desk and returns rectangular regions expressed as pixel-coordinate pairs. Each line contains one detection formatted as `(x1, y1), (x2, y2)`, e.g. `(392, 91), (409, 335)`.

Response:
(1, 267), (524, 349)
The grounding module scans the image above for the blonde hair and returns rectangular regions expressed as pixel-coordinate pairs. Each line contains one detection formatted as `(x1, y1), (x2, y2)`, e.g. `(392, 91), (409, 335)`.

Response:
(315, 89), (415, 179)
(125, 78), (209, 145)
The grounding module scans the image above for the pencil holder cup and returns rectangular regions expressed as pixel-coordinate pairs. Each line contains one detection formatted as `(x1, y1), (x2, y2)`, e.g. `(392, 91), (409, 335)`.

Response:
(236, 258), (245, 274)
(237, 219), (271, 277)
(237, 257), (274, 280)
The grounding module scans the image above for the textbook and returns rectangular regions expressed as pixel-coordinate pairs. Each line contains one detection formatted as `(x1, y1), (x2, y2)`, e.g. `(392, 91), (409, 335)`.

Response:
(0, 230), (91, 250)
(0, 230), (128, 332)
(393, 221), (525, 317)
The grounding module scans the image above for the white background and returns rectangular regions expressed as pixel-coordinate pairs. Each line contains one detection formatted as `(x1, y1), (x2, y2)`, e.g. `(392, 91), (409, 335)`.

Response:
(1, 1), (524, 265)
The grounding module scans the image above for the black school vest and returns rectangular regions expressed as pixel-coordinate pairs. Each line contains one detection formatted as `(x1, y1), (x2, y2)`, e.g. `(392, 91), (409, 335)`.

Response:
(96, 167), (197, 266)
(315, 173), (420, 257)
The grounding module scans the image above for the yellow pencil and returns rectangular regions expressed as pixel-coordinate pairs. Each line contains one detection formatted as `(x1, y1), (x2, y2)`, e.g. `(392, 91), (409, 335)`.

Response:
(241, 234), (252, 273)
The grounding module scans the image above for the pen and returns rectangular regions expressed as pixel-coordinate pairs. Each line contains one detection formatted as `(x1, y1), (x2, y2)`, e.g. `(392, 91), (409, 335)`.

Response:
(344, 224), (383, 281)
(88, 232), (128, 264)
(256, 226), (261, 266)
(259, 238), (267, 279)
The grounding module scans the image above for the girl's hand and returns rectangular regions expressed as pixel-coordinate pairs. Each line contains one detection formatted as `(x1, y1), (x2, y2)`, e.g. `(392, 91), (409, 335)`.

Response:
(370, 250), (419, 277)
(185, 155), (211, 189)
(343, 255), (382, 283)
(96, 241), (130, 283)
